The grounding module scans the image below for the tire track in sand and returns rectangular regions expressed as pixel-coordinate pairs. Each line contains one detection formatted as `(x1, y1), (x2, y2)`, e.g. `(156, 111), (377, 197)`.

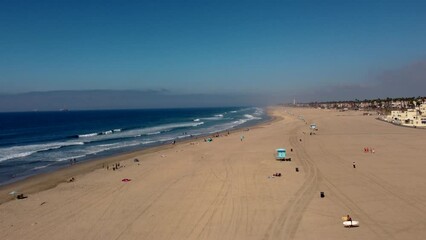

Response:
(314, 140), (419, 239)
(263, 125), (320, 240)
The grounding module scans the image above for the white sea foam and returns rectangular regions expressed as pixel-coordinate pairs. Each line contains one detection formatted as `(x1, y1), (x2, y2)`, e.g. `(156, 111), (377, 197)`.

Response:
(177, 135), (191, 139)
(54, 140), (157, 162)
(127, 122), (204, 137)
(56, 154), (87, 162)
(146, 131), (161, 135)
(78, 128), (122, 138)
(32, 164), (53, 170)
(253, 107), (264, 116)
(201, 117), (223, 120)
(78, 133), (98, 138)
(197, 109), (264, 134)
(1, 108), (268, 185)
(0, 141), (85, 162)
(0, 152), (34, 162)
(77, 121), (204, 143)
(1, 108), (264, 172)
(193, 113), (226, 121)
(244, 114), (261, 120)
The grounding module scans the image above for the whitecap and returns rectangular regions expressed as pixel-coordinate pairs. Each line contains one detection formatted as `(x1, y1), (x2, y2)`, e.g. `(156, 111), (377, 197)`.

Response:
(0, 141), (85, 162)
(78, 133), (98, 138)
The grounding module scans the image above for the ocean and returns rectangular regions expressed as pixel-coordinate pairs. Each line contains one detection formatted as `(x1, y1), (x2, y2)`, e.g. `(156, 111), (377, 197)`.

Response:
(0, 107), (267, 185)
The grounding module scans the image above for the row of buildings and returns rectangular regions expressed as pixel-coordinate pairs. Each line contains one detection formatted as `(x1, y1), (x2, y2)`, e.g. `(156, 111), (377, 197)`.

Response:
(287, 97), (426, 128)
(385, 103), (426, 128)
(294, 98), (425, 112)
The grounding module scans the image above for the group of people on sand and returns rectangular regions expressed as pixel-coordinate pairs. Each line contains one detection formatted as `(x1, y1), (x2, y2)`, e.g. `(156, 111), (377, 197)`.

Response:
(69, 158), (77, 165)
(363, 147), (375, 153)
(105, 162), (122, 171)
(203, 132), (231, 143)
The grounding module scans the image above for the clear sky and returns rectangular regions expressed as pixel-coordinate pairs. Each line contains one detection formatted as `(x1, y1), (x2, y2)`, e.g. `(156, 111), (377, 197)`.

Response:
(1, 0), (426, 104)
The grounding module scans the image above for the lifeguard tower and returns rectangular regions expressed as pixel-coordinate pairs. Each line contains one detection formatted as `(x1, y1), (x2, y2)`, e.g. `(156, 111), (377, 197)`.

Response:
(276, 148), (291, 161)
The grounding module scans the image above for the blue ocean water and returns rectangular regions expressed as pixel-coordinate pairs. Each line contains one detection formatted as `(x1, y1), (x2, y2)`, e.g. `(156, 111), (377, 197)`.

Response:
(0, 107), (267, 185)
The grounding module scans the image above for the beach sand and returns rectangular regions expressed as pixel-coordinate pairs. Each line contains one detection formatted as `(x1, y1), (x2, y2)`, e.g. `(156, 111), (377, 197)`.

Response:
(1, 107), (425, 240)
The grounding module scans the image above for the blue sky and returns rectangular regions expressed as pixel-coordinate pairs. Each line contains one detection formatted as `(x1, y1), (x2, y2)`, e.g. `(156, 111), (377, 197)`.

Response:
(1, 0), (426, 104)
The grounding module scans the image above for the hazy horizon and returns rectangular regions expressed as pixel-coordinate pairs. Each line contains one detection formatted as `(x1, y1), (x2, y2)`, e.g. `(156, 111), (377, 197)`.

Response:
(0, 89), (279, 112)
(1, 87), (425, 112)
(1, 0), (426, 110)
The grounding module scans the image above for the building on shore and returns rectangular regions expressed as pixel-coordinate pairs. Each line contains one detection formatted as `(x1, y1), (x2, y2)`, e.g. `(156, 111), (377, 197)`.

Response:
(385, 103), (426, 127)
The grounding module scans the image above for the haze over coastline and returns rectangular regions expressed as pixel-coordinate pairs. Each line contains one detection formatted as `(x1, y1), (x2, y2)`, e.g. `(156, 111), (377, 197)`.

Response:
(1, 0), (426, 110)
(1, 58), (425, 112)
(0, 90), (281, 112)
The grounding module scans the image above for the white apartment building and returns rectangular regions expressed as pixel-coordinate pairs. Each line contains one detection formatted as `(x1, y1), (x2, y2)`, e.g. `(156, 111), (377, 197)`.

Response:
(387, 103), (426, 127)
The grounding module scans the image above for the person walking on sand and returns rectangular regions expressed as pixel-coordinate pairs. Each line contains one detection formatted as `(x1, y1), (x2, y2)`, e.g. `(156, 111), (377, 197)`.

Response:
(353, 162), (356, 168)
(240, 135), (244, 141)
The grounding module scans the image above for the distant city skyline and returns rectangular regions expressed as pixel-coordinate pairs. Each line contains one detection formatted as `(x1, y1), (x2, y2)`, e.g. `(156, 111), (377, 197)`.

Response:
(1, 0), (426, 109)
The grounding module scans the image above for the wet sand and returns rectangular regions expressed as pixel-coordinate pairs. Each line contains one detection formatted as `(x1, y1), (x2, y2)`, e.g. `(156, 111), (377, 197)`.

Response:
(1, 107), (425, 240)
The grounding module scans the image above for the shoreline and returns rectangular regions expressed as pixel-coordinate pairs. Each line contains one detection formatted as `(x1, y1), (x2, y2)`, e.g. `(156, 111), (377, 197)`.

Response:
(1, 106), (426, 239)
(0, 108), (276, 204)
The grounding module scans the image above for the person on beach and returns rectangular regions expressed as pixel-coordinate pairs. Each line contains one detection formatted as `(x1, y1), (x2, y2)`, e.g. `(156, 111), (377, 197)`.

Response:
(353, 162), (356, 168)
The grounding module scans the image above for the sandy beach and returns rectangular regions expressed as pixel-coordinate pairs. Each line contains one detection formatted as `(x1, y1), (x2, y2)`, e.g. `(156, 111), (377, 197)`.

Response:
(1, 107), (425, 240)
